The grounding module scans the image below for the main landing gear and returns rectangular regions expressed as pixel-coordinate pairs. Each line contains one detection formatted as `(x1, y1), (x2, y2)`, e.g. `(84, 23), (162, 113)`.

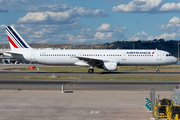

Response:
(156, 66), (160, 73)
(88, 66), (94, 74)
(88, 68), (94, 74)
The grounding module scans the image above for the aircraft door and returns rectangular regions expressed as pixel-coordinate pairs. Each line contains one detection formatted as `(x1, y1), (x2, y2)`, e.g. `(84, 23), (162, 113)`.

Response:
(77, 52), (82, 57)
(156, 52), (161, 60)
(122, 52), (126, 60)
(31, 51), (36, 62)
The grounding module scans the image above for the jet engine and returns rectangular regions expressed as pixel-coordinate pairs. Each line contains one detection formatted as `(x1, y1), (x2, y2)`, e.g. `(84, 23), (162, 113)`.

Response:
(103, 62), (117, 71)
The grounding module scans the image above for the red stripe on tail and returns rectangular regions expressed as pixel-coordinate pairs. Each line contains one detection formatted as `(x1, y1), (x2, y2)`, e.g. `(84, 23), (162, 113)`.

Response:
(7, 35), (19, 48)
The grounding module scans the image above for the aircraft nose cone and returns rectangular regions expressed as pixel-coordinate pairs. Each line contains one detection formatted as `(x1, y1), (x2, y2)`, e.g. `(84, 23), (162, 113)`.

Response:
(173, 57), (178, 63)
(175, 57), (178, 62)
(169, 57), (178, 64)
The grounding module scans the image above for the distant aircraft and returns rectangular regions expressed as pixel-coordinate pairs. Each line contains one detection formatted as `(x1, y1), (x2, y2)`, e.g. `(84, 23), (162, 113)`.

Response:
(5, 26), (178, 74)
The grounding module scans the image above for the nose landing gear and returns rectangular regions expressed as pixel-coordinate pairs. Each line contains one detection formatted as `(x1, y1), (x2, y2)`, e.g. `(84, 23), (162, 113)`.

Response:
(156, 66), (160, 73)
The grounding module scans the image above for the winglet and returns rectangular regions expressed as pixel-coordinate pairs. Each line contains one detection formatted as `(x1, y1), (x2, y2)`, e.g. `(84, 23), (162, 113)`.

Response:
(6, 26), (32, 50)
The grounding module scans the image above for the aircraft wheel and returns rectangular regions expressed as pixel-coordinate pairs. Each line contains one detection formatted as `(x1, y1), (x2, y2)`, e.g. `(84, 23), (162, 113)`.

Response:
(156, 70), (160, 73)
(88, 69), (94, 74)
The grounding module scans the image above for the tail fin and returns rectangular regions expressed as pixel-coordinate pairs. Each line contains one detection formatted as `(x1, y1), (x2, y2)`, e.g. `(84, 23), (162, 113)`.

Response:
(6, 26), (32, 50)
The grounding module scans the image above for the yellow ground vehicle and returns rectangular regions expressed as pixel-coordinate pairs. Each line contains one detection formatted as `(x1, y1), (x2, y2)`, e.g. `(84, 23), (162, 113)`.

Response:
(154, 98), (180, 120)
(154, 98), (172, 118)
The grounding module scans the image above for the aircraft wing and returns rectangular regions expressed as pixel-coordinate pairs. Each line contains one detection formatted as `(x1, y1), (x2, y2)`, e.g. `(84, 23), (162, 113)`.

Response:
(76, 56), (115, 67)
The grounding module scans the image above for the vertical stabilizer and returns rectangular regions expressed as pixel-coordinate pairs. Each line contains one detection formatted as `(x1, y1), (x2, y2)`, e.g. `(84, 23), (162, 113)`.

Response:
(6, 26), (32, 50)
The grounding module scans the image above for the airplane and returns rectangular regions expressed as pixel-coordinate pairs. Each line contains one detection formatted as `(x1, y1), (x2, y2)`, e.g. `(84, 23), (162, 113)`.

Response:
(5, 26), (178, 74)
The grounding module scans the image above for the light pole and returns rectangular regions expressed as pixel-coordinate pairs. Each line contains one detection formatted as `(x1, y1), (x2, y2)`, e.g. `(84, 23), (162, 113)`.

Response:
(178, 43), (180, 62)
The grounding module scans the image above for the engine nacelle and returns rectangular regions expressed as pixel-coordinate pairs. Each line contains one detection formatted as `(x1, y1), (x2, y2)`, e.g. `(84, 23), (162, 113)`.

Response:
(103, 62), (117, 71)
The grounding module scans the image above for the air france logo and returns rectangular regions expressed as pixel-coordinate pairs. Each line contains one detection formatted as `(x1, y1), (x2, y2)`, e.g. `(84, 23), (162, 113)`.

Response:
(126, 52), (155, 54)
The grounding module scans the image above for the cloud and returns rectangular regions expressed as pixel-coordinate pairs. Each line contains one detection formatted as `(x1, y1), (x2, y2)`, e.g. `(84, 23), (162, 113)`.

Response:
(0, 7), (8, 12)
(0, 0), (38, 12)
(127, 31), (179, 41)
(2, 22), (179, 45)
(159, 2), (180, 12)
(112, 0), (163, 13)
(36, 34), (75, 44)
(157, 16), (180, 33)
(155, 33), (177, 40)
(1, 24), (82, 44)
(0, 24), (6, 35)
(18, 7), (109, 24)
(95, 32), (114, 39)
(169, 16), (180, 23)
(112, 0), (180, 13)
(5, 0), (37, 6)
(94, 23), (126, 42)
(96, 23), (126, 32)
(28, 23), (126, 44)
(31, 23), (127, 44)
(137, 32), (180, 41)
(96, 23), (112, 31)
(128, 31), (149, 41)
(23, 4), (73, 12)
(155, 16), (180, 40)
(73, 23), (127, 43)
(18, 11), (77, 24)
(0, 24), (12, 43)
(0, 0), (8, 12)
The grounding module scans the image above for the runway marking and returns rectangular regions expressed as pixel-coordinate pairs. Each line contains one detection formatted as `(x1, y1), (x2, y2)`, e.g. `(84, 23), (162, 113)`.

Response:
(120, 104), (136, 106)
(73, 80), (82, 86)
(90, 111), (99, 113)
(66, 81), (74, 86)
(0, 109), (21, 111)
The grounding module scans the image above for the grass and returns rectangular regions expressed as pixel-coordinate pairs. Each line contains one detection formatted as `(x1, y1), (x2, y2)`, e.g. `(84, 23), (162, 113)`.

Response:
(1, 75), (180, 81)
(20, 66), (180, 72)
(5, 66), (180, 81)
(31, 66), (104, 72)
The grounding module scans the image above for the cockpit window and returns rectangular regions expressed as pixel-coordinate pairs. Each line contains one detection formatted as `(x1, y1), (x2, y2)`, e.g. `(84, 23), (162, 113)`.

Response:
(166, 54), (171, 57)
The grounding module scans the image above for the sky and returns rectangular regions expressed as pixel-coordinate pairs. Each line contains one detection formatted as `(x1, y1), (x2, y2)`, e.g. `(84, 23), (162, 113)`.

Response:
(1, 0), (180, 44)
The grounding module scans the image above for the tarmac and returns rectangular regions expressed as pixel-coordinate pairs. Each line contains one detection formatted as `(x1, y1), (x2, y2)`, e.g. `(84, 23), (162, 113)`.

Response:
(0, 64), (178, 119)
(0, 90), (173, 120)
(0, 79), (178, 91)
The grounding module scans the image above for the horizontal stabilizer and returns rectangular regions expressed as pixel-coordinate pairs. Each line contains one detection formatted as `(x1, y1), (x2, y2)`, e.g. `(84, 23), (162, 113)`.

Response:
(5, 51), (23, 55)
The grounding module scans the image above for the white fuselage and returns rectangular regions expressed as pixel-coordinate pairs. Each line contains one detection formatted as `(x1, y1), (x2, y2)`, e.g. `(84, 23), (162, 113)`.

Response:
(13, 49), (177, 66)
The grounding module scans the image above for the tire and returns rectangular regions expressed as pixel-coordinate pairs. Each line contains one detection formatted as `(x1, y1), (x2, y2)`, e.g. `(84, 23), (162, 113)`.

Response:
(88, 69), (94, 74)
(156, 70), (160, 73)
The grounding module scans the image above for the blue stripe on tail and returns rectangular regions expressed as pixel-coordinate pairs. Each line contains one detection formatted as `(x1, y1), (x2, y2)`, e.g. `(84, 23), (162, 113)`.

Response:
(7, 26), (28, 48)
(6, 27), (23, 48)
